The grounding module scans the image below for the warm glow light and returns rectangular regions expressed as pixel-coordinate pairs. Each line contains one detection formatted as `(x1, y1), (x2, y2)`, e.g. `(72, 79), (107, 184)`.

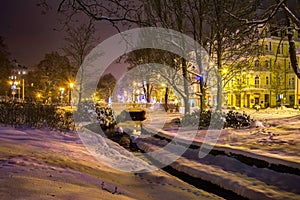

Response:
(37, 93), (41, 98)
(69, 83), (74, 88)
(222, 68), (228, 74)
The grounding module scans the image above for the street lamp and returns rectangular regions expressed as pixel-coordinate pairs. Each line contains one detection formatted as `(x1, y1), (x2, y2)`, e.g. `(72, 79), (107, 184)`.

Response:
(69, 83), (74, 105)
(59, 87), (65, 104)
(36, 93), (41, 102)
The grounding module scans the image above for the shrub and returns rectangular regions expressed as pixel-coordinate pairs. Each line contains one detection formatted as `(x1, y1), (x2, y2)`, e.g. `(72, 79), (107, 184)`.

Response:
(181, 109), (252, 129)
(0, 102), (74, 131)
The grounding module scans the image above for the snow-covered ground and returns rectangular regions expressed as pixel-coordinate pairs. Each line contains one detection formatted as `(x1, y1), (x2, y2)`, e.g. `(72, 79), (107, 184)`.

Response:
(0, 126), (221, 200)
(136, 107), (300, 199)
(137, 136), (300, 200)
(144, 107), (300, 164)
(1, 106), (298, 199)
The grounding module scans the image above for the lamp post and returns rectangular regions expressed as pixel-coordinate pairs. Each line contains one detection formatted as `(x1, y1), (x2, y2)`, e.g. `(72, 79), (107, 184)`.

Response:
(10, 81), (18, 101)
(69, 83), (74, 105)
(59, 87), (65, 104)
(22, 79), (25, 102)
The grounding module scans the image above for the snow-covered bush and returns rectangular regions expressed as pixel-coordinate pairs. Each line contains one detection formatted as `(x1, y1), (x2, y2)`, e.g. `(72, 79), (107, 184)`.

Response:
(181, 109), (252, 129)
(225, 110), (253, 128)
(95, 105), (116, 130)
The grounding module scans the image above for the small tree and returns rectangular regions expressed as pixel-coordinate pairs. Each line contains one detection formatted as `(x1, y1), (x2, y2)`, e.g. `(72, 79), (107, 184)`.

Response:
(96, 73), (116, 102)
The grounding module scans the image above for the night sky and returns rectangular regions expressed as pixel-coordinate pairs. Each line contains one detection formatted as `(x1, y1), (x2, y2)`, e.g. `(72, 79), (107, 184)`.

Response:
(0, 0), (126, 78)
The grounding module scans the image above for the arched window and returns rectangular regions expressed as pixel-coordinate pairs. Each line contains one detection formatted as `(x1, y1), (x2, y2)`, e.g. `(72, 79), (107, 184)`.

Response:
(265, 60), (269, 68)
(291, 77), (295, 89)
(255, 76), (259, 87)
(255, 59), (260, 68)
(266, 76), (269, 85)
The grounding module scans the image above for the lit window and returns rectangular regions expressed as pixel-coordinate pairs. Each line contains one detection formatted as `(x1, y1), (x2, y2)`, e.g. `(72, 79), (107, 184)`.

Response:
(255, 76), (259, 87)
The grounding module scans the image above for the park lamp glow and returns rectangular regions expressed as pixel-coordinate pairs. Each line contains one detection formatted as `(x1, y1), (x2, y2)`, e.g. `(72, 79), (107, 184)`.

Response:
(36, 93), (41, 99)
(69, 82), (74, 88)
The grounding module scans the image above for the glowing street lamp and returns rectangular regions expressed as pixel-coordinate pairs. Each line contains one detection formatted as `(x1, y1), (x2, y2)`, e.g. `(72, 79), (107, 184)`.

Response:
(36, 93), (42, 102)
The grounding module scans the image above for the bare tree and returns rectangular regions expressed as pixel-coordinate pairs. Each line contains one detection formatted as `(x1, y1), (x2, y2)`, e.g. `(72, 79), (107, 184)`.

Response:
(225, 0), (300, 78)
(63, 22), (96, 103)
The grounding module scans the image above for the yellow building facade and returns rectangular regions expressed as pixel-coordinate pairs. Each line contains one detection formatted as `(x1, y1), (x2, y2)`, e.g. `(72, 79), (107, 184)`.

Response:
(224, 30), (300, 108)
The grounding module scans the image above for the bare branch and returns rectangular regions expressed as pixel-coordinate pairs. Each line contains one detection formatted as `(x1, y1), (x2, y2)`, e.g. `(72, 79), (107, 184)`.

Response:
(281, 3), (300, 27)
(224, 0), (286, 25)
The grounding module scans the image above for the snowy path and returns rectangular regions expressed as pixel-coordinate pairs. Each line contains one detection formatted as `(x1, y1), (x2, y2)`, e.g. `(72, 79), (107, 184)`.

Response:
(137, 136), (300, 200)
(0, 126), (221, 200)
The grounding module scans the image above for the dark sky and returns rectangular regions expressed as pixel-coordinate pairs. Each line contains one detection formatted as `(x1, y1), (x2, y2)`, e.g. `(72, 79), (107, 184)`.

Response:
(0, 0), (126, 78)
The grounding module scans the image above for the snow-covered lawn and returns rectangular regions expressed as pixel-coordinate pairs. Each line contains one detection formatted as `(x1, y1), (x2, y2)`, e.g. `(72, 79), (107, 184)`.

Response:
(136, 107), (300, 199)
(0, 126), (221, 200)
(145, 107), (300, 164)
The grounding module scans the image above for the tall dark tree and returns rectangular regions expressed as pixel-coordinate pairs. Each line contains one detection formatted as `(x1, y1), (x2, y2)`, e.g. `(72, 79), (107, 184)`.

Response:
(35, 52), (71, 103)
(0, 36), (11, 97)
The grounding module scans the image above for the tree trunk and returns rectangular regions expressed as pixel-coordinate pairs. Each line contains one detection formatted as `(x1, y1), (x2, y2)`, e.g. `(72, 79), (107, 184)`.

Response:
(182, 58), (190, 114)
(78, 66), (83, 105)
(164, 86), (169, 111)
(146, 83), (152, 103)
(287, 26), (300, 79)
